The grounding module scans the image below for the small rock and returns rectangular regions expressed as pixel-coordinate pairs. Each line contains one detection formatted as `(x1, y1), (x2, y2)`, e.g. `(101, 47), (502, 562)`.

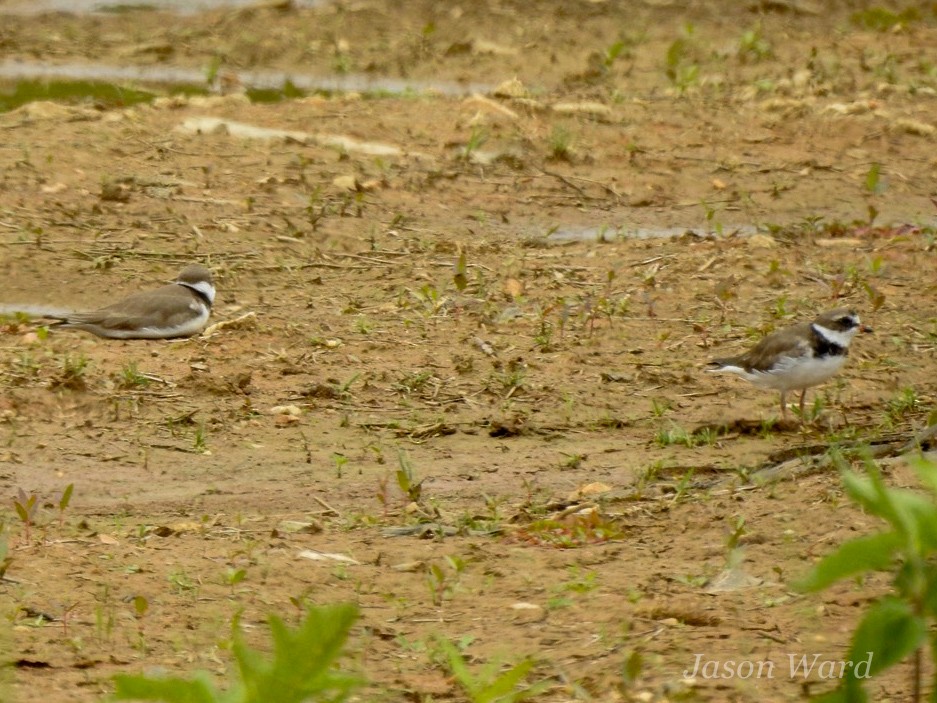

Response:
(492, 77), (529, 99)
(891, 118), (935, 137)
(748, 233), (778, 248)
(332, 175), (360, 191)
(552, 101), (612, 118)
(277, 520), (322, 534)
(270, 404), (303, 416)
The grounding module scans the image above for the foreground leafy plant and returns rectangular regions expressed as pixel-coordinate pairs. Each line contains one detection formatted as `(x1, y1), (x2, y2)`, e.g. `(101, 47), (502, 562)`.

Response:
(795, 453), (937, 702)
(113, 603), (361, 703)
(436, 637), (549, 703)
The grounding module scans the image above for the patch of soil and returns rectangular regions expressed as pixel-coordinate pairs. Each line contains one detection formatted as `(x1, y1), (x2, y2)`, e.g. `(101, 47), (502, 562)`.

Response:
(2, 1), (937, 701)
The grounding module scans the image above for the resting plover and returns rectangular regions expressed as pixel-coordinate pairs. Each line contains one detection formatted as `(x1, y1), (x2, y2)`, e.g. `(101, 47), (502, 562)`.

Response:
(50, 264), (215, 339)
(708, 308), (868, 419)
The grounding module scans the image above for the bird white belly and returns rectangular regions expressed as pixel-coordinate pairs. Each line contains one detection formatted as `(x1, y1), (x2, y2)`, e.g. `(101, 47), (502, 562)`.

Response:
(108, 304), (210, 339)
(747, 354), (846, 391)
(143, 306), (210, 339)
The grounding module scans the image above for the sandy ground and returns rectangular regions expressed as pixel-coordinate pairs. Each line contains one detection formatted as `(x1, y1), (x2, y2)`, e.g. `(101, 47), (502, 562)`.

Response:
(2, 1), (937, 701)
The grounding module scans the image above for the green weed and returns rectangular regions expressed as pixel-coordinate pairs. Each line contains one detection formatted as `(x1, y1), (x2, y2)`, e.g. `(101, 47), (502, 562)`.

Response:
(119, 361), (151, 389)
(851, 6), (920, 32)
(796, 454), (937, 700)
(436, 637), (548, 703)
(113, 604), (362, 703)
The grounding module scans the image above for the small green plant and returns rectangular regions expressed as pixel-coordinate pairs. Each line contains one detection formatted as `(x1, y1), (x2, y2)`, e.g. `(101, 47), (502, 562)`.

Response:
(453, 251), (468, 292)
(461, 126), (489, 161)
(794, 394), (826, 425)
(410, 283), (449, 317)
(204, 55), (223, 86)
(887, 386), (920, 423)
(737, 26), (772, 63)
(514, 512), (623, 548)
(726, 516), (747, 551)
(534, 320), (555, 352)
(603, 39), (628, 69)
(396, 449), (423, 504)
(133, 595), (149, 653)
(655, 423), (696, 448)
(332, 453), (349, 478)
(224, 568), (247, 596)
(619, 649), (644, 693)
(770, 294), (789, 319)
(672, 468), (697, 503)
(493, 369), (525, 399)
(436, 637), (548, 703)
(426, 555), (466, 606)
(113, 604), (362, 702)
(665, 24), (700, 94)
(58, 483), (74, 528)
(94, 584), (116, 644)
(695, 427), (719, 447)
(865, 162), (885, 195)
(169, 570), (199, 598)
(120, 361), (151, 389)
(795, 454), (937, 701)
(851, 6), (920, 32)
(0, 529), (12, 581)
(194, 424), (208, 453)
(394, 370), (433, 395)
(558, 566), (599, 594)
(336, 374), (359, 399)
(332, 51), (352, 75)
(354, 316), (372, 334)
(54, 353), (90, 390)
(547, 125), (573, 161)
(13, 489), (38, 544)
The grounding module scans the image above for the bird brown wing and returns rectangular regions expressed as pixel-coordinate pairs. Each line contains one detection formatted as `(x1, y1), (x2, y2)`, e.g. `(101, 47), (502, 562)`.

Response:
(62, 286), (200, 333)
(715, 322), (813, 372)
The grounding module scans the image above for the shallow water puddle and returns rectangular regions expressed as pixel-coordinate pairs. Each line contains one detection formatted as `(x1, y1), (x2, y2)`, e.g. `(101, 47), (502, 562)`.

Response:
(0, 0), (326, 16)
(0, 60), (492, 107)
(545, 224), (759, 242)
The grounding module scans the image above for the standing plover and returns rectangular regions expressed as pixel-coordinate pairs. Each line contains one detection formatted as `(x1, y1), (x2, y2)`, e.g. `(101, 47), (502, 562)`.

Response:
(708, 308), (868, 419)
(51, 264), (215, 339)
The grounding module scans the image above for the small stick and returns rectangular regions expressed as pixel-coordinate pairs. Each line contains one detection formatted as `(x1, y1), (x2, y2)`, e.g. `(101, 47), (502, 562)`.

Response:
(313, 495), (341, 517)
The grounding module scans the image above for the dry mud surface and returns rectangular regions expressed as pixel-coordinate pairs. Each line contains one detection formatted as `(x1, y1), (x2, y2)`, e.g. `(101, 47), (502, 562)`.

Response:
(2, 1), (937, 701)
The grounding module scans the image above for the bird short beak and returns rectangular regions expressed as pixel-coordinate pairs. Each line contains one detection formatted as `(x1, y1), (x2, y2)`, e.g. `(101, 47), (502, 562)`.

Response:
(860, 324), (873, 334)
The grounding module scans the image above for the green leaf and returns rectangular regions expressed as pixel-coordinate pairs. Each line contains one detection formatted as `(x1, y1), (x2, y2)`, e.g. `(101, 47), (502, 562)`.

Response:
(864, 162), (881, 193)
(794, 532), (902, 592)
(453, 252), (467, 292)
(439, 639), (473, 692)
(909, 456), (937, 498)
(842, 469), (922, 542)
(133, 595), (149, 618)
(666, 38), (685, 73)
(437, 637), (547, 703)
(113, 673), (219, 702)
(841, 470), (888, 519)
(59, 483), (74, 512)
(476, 659), (538, 701)
(807, 687), (854, 703)
(846, 596), (926, 681)
(396, 469), (410, 494)
(623, 650), (642, 685)
(235, 604), (361, 703)
(113, 604), (360, 703)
